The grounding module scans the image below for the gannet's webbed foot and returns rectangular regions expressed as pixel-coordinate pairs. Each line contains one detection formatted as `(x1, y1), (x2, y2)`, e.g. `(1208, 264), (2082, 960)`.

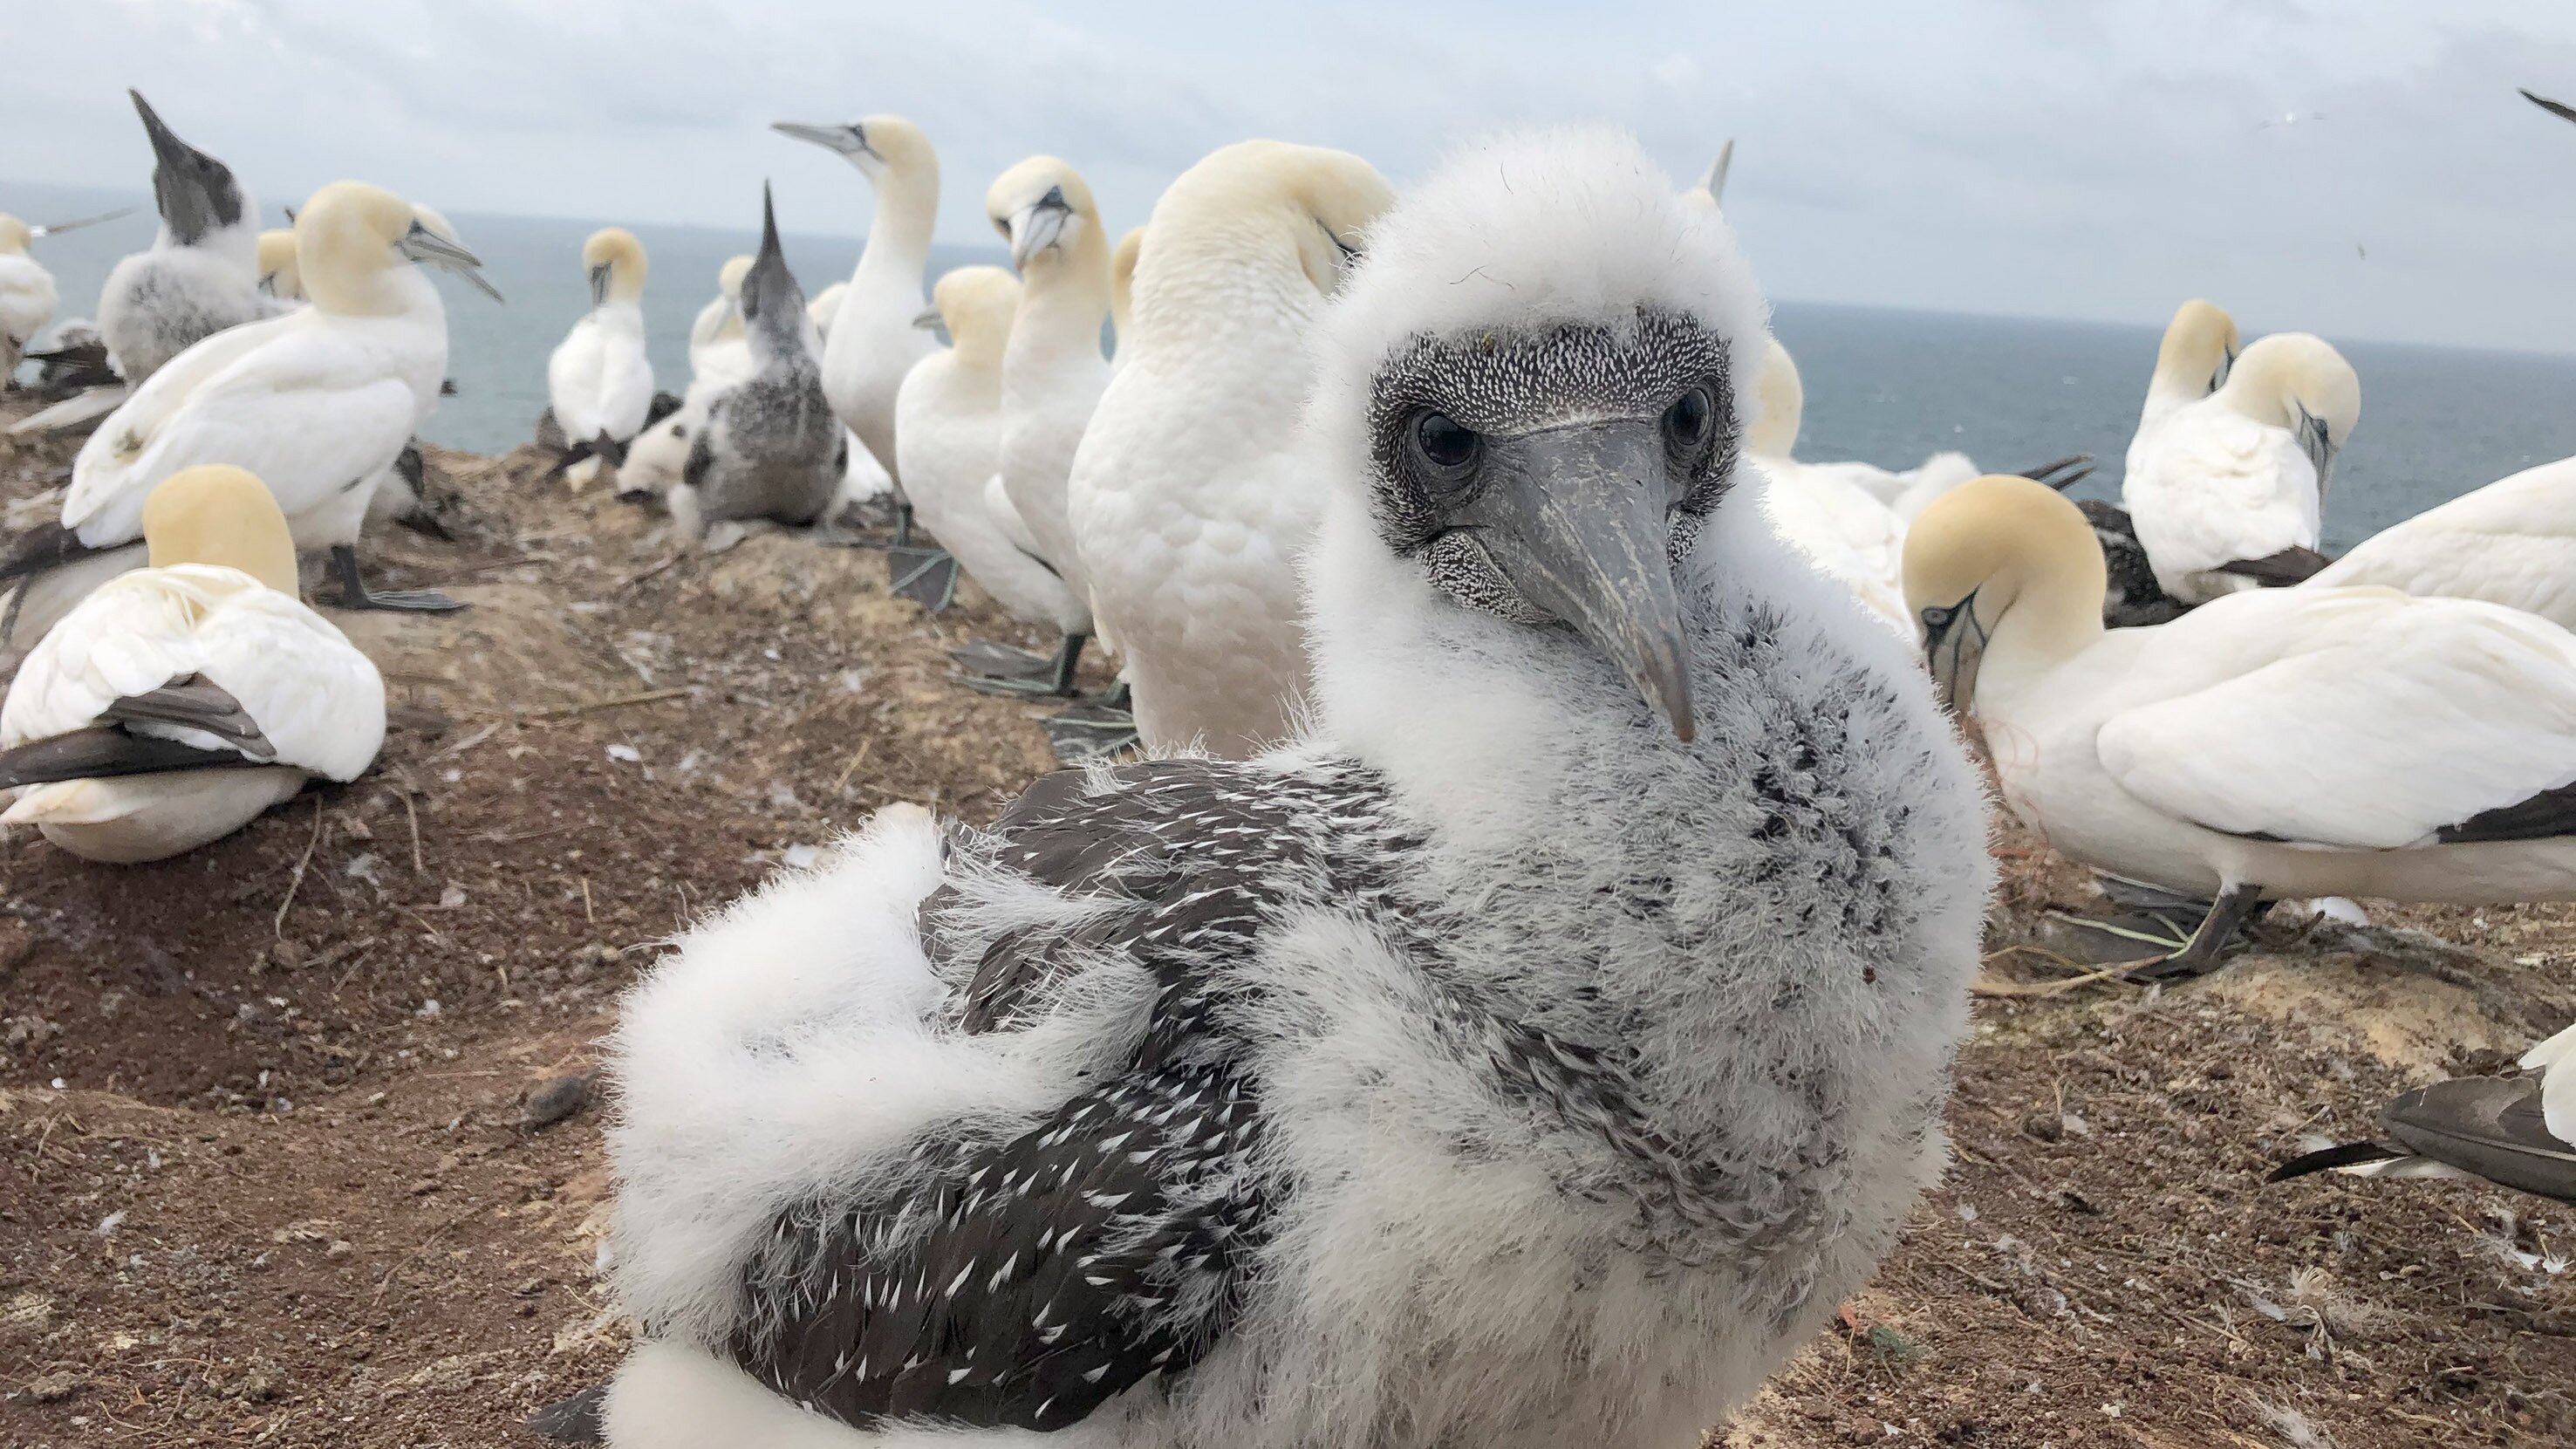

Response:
(2120, 882), (2270, 981)
(955, 632), (1087, 697)
(1042, 690), (1138, 762)
(885, 545), (959, 611)
(891, 493), (916, 550)
(326, 543), (466, 614)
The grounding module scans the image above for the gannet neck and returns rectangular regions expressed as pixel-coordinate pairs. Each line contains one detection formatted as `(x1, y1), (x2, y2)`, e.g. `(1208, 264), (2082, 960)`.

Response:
(1903, 475), (2107, 708)
(1747, 336), (1801, 457)
(2216, 331), (2360, 439)
(854, 120), (938, 286)
(0, 217), (28, 256)
(935, 265), (1019, 372)
(2145, 297), (2238, 408)
(256, 229), (303, 301)
(1109, 225), (1143, 342)
(143, 465), (298, 593)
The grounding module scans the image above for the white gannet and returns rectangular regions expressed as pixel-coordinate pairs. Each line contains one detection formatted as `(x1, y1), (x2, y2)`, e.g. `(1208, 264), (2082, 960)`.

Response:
(361, 202), (500, 537)
(2127, 297), (2239, 457)
(256, 228), (304, 304)
(966, 156), (1112, 694)
(666, 188), (845, 545)
(1746, 339), (1913, 630)
(808, 281), (849, 347)
(2305, 455), (2576, 630)
(0, 216), (61, 386)
(686, 254), (756, 396)
(774, 115), (940, 528)
(1108, 223), (1143, 366)
(547, 227), (656, 488)
(0, 181), (492, 643)
(100, 91), (266, 385)
(0, 465), (383, 863)
(2122, 331), (2358, 604)
(585, 128), (1985, 1449)
(1063, 141), (1392, 756)
(1908, 473), (2576, 979)
(890, 266), (1022, 614)
(2271, 1019), (2576, 1202)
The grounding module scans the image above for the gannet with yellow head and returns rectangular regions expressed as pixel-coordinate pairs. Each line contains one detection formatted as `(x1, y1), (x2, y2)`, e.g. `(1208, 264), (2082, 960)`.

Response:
(256, 228), (304, 303)
(0, 215), (62, 386)
(0, 465), (384, 863)
(548, 227), (656, 488)
(890, 265), (1023, 616)
(1108, 223), (1143, 366)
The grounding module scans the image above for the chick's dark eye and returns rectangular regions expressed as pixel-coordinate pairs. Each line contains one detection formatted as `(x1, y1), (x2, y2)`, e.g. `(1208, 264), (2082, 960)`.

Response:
(1663, 386), (1714, 450)
(1412, 410), (1479, 472)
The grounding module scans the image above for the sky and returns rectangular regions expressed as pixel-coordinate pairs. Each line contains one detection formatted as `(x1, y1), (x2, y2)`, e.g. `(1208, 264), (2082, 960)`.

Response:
(9, 0), (2576, 352)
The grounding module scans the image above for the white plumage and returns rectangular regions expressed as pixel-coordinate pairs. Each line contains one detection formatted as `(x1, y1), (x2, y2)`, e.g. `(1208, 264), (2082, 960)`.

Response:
(687, 255), (756, 397)
(597, 128), (1986, 1449)
(0, 217), (58, 383)
(2306, 455), (2576, 629)
(2122, 297), (2240, 480)
(2122, 331), (2359, 604)
(1063, 141), (1392, 756)
(98, 91), (267, 386)
(1745, 339), (1914, 631)
(547, 228), (655, 488)
(987, 156), (1114, 628)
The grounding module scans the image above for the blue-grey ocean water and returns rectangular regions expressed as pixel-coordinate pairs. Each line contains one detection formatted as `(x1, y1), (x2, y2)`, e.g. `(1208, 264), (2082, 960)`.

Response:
(13, 181), (2576, 550)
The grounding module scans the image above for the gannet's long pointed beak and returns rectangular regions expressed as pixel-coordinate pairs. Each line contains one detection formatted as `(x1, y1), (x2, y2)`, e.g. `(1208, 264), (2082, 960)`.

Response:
(1465, 420), (1697, 742)
(1007, 187), (1073, 273)
(772, 121), (876, 161)
(1919, 591), (1986, 716)
(911, 304), (951, 345)
(400, 220), (503, 303)
(29, 206), (136, 239)
(589, 261), (612, 308)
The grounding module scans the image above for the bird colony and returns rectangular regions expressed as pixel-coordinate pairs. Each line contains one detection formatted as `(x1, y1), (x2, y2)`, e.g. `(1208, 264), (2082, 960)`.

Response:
(3, 83), (2574, 1449)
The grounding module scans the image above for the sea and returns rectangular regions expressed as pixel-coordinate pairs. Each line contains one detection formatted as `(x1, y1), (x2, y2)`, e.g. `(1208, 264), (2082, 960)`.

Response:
(13, 180), (2576, 551)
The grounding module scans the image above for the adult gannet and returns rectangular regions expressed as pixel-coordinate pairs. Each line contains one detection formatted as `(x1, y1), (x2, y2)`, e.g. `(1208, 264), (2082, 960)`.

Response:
(773, 116), (940, 526)
(2270, 1020), (2576, 1202)
(2122, 331), (2358, 604)
(588, 127), (1985, 1449)
(256, 228), (304, 303)
(687, 254), (756, 395)
(0, 181), (491, 642)
(2304, 455), (2576, 630)
(101, 92), (266, 385)
(1746, 340), (1913, 630)
(967, 156), (1112, 694)
(667, 188), (844, 545)
(0, 466), (383, 863)
(891, 266), (1021, 614)
(547, 228), (655, 488)
(1908, 474), (2576, 979)
(0, 217), (60, 386)
(2127, 298), (2239, 449)
(1063, 141), (1392, 755)
(1108, 223), (1143, 365)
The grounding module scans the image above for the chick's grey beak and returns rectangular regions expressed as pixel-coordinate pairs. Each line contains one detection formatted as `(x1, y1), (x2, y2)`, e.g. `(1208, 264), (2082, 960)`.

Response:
(1463, 420), (1696, 742)
(132, 89), (230, 245)
(589, 262), (612, 307)
(772, 121), (873, 161)
(1920, 594), (1985, 717)
(400, 221), (503, 303)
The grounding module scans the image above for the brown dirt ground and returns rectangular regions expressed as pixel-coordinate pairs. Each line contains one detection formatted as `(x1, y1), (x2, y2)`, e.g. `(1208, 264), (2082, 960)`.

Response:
(3, 403), (2572, 1449)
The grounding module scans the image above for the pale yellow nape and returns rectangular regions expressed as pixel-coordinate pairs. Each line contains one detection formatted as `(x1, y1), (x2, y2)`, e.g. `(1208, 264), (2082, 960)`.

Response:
(2156, 298), (2238, 384)
(143, 466), (300, 595)
(1901, 475), (2106, 662)
(934, 264), (1022, 367)
(291, 181), (423, 316)
(257, 229), (303, 299)
(718, 253), (755, 296)
(0, 215), (29, 255)
(1747, 338), (1802, 457)
(584, 227), (649, 297)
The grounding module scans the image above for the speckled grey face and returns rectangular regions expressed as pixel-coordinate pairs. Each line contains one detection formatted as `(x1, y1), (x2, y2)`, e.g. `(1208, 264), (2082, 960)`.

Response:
(1363, 311), (1739, 741)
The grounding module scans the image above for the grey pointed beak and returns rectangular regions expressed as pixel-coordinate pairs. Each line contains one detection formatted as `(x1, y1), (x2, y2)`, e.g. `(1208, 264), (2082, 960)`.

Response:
(131, 89), (235, 246)
(1919, 592), (1985, 716)
(1007, 188), (1074, 272)
(400, 220), (503, 303)
(1459, 420), (1697, 741)
(589, 261), (612, 308)
(740, 182), (807, 336)
(2210, 343), (2237, 394)
(910, 304), (951, 345)
(772, 121), (875, 161)
(2296, 404), (2336, 494)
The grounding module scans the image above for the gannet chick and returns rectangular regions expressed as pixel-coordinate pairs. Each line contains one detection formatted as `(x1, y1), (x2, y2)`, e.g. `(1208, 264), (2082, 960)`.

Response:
(2125, 297), (2239, 464)
(0, 466), (383, 863)
(2305, 455), (2576, 629)
(1909, 474), (2576, 980)
(0, 216), (61, 386)
(256, 229), (303, 303)
(2271, 1021), (2576, 1202)
(687, 254), (756, 396)
(808, 282), (848, 347)
(773, 115), (940, 529)
(890, 266), (1021, 613)
(667, 188), (845, 545)
(968, 156), (1112, 694)
(548, 228), (656, 489)
(1064, 141), (1391, 755)
(593, 127), (1987, 1449)
(2122, 331), (2358, 603)
(1108, 224), (1143, 366)
(100, 91), (265, 385)
(0, 181), (493, 642)
(2076, 498), (2189, 627)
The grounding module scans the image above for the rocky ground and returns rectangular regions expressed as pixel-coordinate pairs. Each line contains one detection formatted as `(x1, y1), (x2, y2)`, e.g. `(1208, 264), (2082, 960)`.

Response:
(1, 406), (2570, 1448)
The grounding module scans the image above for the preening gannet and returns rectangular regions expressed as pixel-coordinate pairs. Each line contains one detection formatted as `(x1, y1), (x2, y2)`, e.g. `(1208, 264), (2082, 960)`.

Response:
(548, 227), (656, 488)
(667, 188), (845, 544)
(100, 91), (266, 385)
(773, 116), (940, 522)
(1746, 339), (1912, 630)
(591, 128), (1985, 1449)
(0, 466), (383, 863)
(256, 228), (304, 303)
(2122, 331), (2358, 604)
(0, 181), (492, 642)
(2305, 455), (2576, 630)
(2271, 1019), (2576, 1202)
(892, 266), (1021, 615)
(1108, 223), (1143, 366)
(2128, 298), (2239, 448)
(1063, 140), (1392, 756)
(1910, 474), (2576, 980)
(969, 156), (1112, 694)
(687, 254), (757, 396)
